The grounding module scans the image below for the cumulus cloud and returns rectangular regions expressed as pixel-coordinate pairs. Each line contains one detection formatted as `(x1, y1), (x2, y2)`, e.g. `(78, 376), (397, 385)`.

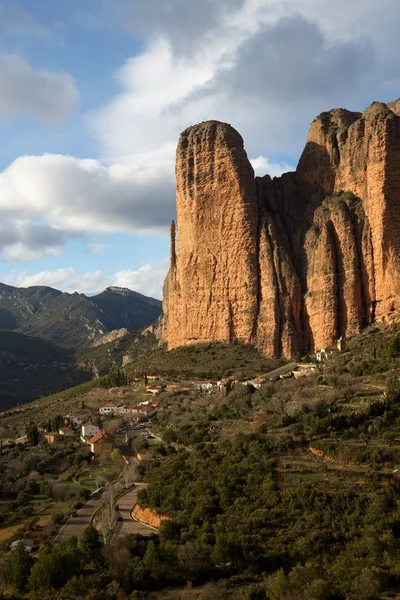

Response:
(113, 264), (168, 299)
(2, 0), (400, 261)
(0, 217), (83, 262)
(0, 54), (79, 123)
(218, 15), (374, 102)
(127, 0), (246, 55)
(4, 263), (168, 298)
(0, 153), (175, 239)
(250, 156), (295, 178)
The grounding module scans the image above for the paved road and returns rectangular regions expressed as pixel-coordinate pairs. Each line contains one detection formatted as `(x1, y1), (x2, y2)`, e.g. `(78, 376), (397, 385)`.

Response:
(53, 484), (156, 545)
(54, 450), (155, 544)
(117, 483), (157, 537)
(53, 496), (104, 545)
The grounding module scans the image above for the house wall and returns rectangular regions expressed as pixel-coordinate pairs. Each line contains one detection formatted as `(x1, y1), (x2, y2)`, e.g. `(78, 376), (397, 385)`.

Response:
(82, 424), (100, 437)
(91, 441), (113, 456)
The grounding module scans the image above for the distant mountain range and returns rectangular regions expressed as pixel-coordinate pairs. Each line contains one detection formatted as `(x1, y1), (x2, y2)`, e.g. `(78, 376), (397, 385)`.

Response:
(0, 283), (162, 347)
(0, 283), (162, 410)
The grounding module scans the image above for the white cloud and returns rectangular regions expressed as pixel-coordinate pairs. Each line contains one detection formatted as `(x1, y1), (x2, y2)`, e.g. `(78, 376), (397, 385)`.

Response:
(113, 264), (168, 299)
(3, 263), (168, 299)
(250, 156), (295, 178)
(0, 54), (79, 123)
(0, 217), (82, 262)
(1, 0), (400, 262)
(0, 153), (175, 238)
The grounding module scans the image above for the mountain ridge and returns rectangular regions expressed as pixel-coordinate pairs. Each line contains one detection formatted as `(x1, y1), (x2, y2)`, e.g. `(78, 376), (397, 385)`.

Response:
(0, 282), (162, 347)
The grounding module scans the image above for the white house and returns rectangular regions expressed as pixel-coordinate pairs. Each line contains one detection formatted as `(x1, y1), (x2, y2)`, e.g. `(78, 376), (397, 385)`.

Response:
(316, 337), (345, 362)
(99, 405), (117, 416)
(81, 423), (100, 438)
(192, 380), (214, 393)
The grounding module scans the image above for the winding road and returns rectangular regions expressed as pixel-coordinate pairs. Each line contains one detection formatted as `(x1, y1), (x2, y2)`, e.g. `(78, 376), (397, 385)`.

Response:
(115, 483), (157, 537)
(53, 496), (104, 545)
(53, 483), (156, 545)
(53, 445), (156, 545)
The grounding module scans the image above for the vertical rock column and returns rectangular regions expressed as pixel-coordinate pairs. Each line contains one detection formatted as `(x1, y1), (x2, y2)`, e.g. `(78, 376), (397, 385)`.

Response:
(164, 121), (259, 349)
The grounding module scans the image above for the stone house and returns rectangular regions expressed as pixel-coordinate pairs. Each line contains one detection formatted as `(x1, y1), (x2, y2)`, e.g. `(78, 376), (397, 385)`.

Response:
(68, 409), (92, 426)
(316, 337), (345, 362)
(59, 427), (75, 438)
(90, 430), (114, 457)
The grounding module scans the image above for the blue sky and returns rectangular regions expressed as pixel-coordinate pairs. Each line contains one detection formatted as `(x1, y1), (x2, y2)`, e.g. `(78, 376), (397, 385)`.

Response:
(0, 0), (399, 299)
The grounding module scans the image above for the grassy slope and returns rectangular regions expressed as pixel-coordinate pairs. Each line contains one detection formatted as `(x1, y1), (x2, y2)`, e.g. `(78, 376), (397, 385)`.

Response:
(123, 340), (282, 380)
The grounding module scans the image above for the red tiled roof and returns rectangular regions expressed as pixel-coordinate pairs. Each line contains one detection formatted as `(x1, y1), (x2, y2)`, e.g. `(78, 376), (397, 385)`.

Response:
(90, 430), (113, 444)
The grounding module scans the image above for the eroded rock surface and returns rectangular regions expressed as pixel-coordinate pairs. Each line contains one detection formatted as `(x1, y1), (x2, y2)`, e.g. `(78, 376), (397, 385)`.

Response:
(163, 101), (400, 357)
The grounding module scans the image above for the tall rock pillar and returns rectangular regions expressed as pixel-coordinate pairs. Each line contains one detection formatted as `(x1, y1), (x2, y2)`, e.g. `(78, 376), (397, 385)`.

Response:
(164, 121), (259, 349)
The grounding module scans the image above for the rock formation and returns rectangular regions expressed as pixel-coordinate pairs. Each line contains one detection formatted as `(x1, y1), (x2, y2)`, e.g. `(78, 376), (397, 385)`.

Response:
(162, 101), (400, 357)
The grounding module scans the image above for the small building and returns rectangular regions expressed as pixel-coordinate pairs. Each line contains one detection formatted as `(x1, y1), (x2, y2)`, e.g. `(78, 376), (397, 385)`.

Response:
(316, 348), (335, 362)
(99, 405), (118, 416)
(10, 539), (35, 553)
(68, 409), (92, 426)
(81, 423), (100, 438)
(146, 385), (163, 396)
(43, 432), (64, 444)
(90, 430), (114, 457)
(316, 337), (346, 362)
(192, 380), (214, 393)
(15, 435), (28, 445)
(59, 427), (75, 438)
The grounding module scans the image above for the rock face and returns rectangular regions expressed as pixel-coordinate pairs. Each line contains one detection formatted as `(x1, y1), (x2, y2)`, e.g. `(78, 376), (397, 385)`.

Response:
(163, 101), (400, 357)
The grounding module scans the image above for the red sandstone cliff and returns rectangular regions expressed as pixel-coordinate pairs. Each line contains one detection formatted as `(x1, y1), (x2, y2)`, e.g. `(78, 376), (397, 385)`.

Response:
(163, 101), (400, 357)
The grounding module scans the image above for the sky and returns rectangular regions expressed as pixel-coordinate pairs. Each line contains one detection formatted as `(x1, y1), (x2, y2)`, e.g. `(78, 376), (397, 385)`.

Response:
(0, 0), (399, 299)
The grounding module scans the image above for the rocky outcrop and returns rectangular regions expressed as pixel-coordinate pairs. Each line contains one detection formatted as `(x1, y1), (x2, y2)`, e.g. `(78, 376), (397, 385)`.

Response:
(132, 505), (169, 529)
(92, 328), (129, 347)
(163, 101), (400, 357)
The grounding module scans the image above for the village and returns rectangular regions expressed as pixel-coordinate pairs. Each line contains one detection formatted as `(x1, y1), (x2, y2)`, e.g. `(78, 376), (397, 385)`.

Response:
(0, 338), (349, 554)
(1, 338), (348, 455)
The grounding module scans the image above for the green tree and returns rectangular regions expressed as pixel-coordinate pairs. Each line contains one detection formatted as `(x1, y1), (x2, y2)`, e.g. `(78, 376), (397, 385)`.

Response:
(9, 542), (33, 591)
(29, 540), (81, 591)
(28, 546), (61, 590)
(124, 557), (145, 591)
(387, 333), (400, 358)
(58, 575), (87, 599)
(78, 525), (103, 566)
(143, 540), (160, 578)
(52, 414), (64, 431)
(266, 569), (288, 600)
(25, 422), (39, 446)
(25, 479), (40, 495)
